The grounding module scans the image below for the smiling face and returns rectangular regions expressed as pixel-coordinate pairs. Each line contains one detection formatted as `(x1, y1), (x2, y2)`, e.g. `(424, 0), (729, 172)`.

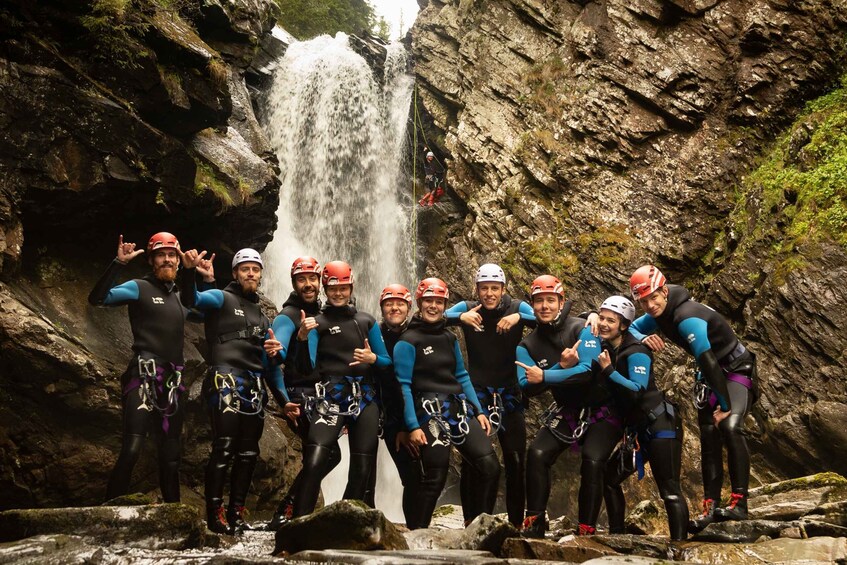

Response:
(419, 296), (446, 323)
(150, 249), (180, 282)
(381, 298), (410, 328)
(637, 286), (669, 318)
(293, 273), (320, 304)
(326, 283), (352, 307)
(477, 282), (504, 310)
(598, 308), (626, 345)
(531, 293), (563, 324)
(233, 262), (262, 293)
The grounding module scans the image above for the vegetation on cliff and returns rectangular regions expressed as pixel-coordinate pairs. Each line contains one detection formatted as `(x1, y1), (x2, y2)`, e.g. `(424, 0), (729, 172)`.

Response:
(274, 0), (390, 41)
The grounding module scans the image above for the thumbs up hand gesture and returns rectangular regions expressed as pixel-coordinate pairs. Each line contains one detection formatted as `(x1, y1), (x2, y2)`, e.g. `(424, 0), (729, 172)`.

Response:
(264, 328), (282, 358)
(297, 309), (318, 341)
(460, 304), (484, 332)
(350, 339), (377, 366)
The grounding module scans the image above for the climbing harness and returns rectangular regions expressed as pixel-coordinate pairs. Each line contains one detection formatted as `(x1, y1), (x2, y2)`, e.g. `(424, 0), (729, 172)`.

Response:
(212, 369), (266, 417)
(419, 393), (473, 445)
(313, 376), (376, 420)
(126, 354), (184, 432)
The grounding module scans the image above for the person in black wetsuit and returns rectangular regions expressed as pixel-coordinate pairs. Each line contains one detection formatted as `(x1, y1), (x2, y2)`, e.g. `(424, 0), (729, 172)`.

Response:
(362, 284), (416, 513)
(515, 275), (617, 538)
(264, 257), (343, 530)
(89, 232), (212, 504)
(292, 260), (391, 517)
(629, 265), (757, 532)
(595, 295), (688, 540)
(395, 277), (501, 530)
(181, 247), (292, 535)
(445, 263), (535, 527)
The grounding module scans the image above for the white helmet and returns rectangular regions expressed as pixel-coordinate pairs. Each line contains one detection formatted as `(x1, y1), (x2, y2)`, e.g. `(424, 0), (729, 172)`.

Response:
(232, 248), (263, 269)
(426, 151), (434, 158)
(475, 263), (506, 285)
(600, 295), (635, 324)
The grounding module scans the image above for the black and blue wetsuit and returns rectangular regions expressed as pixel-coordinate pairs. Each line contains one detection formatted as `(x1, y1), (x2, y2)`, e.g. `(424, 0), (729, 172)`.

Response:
(516, 303), (617, 534)
(89, 259), (196, 503)
(446, 295), (535, 526)
(394, 315), (501, 530)
(363, 320), (415, 512)
(292, 303), (391, 517)
(599, 332), (688, 540)
(181, 273), (283, 531)
(266, 292), (341, 526)
(630, 285), (756, 509)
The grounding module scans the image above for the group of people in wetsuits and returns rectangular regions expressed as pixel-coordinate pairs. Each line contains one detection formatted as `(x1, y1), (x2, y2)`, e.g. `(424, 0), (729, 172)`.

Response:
(91, 233), (757, 540)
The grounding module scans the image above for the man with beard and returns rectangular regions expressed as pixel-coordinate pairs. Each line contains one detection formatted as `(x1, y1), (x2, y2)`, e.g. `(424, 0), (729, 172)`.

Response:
(180, 248), (289, 534)
(89, 232), (213, 503)
(264, 257), (343, 530)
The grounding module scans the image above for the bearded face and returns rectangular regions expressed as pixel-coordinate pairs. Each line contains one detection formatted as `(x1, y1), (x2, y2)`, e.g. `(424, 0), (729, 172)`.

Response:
(150, 250), (179, 282)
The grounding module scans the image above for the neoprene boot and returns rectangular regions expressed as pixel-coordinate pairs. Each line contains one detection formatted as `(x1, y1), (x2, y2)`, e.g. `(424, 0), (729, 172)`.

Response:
(521, 513), (546, 539)
(688, 498), (717, 533)
(714, 492), (748, 522)
(206, 503), (229, 534)
(226, 505), (249, 535)
(577, 523), (596, 536)
(266, 494), (294, 531)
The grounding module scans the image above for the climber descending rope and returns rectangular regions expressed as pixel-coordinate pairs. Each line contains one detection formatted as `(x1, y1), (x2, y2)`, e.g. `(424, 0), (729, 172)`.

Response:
(411, 84), (447, 207)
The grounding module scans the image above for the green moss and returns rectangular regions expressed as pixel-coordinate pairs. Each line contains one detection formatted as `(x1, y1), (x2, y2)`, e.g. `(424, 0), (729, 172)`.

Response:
(575, 222), (633, 268)
(751, 472), (847, 497)
(523, 55), (567, 117)
(207, 58), (228, 89)
(194, 161), (234, 206)
(80, 0), (150, 69)
(523, 235), (579, 282)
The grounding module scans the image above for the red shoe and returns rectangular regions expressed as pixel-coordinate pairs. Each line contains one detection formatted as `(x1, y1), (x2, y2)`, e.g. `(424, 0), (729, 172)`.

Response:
(577, 523), (596, 536)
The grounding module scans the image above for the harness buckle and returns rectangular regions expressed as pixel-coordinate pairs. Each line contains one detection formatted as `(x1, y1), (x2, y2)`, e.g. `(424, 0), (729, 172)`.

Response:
(573, 407), (590, 440)
(693, 377), (710, 409)
(487, 392), (503, 433)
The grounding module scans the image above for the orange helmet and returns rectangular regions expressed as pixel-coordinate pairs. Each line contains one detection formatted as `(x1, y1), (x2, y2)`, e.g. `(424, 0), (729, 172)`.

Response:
(291, 256), (321, 277)
(380, 284), (413, 306)
(530, 275), (564, 299)
(147, 232), (180, 253)
(415, 277), (449, 301)
(630, 265), (666, 300)
(321, 261), (353, 287)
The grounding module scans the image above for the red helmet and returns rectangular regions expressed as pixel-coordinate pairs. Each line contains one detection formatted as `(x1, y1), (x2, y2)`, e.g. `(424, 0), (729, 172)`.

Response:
(321, 261), (353, 287)
(147, 232), (180, 253)
(530, 275), (564, 299)
(291, 256), (321, 277)
(630, 265), (666, 300)
(415, 277), (449, 301)
(380, 283), (413, 306)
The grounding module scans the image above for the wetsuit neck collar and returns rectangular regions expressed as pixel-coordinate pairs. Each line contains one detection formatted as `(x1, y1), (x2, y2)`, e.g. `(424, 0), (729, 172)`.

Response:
(143, 273), (177, 293)
(323, 303), (357, 317)
(283, 290), (321, 315)
(409, 314), (446, 334)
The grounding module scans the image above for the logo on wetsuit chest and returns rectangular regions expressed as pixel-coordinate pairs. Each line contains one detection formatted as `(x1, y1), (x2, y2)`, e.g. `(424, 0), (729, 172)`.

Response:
(234, 308), (245, 317)
(584, 339), (598, 349)
(329, 326), (342, 335)
(151, 297), (164, 304)
(686, 333), (696, 344)
(423, 346), (434, 355)
(633, 365), (647, 375)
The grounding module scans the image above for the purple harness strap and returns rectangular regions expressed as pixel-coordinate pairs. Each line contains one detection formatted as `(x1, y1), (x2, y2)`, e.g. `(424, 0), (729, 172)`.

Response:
(707, 372), (753, 410)
(558, 405), (622, 452)
(124, 359), (185, 433)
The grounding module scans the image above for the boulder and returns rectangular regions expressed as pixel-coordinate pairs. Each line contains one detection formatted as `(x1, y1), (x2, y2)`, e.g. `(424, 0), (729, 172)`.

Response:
(0, 504), (205, 549)
(589, 534), (671, 559)
(287, 549), (502, 564)
(625, 499), (668, 536)
(404, 513), (519, 555)
(692, 519), (788, 543)
(273, 500), (408, 556)
(748, 472), (847, 522)
(500, 537), (617, 561)
(0, 534), (94, 565)
(678, 536), (847, 564)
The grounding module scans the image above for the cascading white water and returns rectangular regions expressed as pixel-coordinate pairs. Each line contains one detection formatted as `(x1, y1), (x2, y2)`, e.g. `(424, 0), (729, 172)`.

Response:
(262, 34), (415, 522)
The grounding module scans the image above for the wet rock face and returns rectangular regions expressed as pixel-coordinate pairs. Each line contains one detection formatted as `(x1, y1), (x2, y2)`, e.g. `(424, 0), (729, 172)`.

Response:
(0, 0), (286, 510)
(412, 0), (847, 511)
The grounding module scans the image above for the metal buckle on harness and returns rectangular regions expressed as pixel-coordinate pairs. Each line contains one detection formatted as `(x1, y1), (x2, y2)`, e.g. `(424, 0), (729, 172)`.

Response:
(136, 357), (157, 411)
(693, 377), (710, 409)
(488, 392), (503, 433)
(457, 398), (470, 437)
(215, 372), (239, 413)
(619, 431), (638, 475)
(422, 398), (441, 417)
(573, 407), (590, 440)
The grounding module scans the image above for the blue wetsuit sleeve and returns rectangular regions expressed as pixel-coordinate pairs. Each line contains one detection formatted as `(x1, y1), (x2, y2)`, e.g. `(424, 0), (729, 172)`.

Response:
(394, 341), (419, 431)
(608, 352), (651, 392)
(445, 301), (469, 320)
(271, 315), (297, 361)
(367, 323), (391, 367)
(543, 327), (601, 384)
(454, 340), (483, 414)
(677, 317), (729, 410)
(518, 301), (536, 322)
(101, 280), (140, 306)
(307, 329), (319, 368)
(262, 347), (290, 403)
(516, 345), (534, 389)
(629, 314), (658, 342)
(193, 289), (225, 310)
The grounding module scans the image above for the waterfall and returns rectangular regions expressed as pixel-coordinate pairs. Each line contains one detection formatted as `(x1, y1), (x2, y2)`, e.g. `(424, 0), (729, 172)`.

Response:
(262, 34), (415, 522)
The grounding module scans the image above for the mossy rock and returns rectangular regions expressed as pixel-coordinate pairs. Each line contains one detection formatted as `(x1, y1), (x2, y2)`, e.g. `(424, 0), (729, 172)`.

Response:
(0, 504), (205, 549)
(749, 472), (847, 498)
(273, 500), (408, 555)
(102, 492), (155, 506)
